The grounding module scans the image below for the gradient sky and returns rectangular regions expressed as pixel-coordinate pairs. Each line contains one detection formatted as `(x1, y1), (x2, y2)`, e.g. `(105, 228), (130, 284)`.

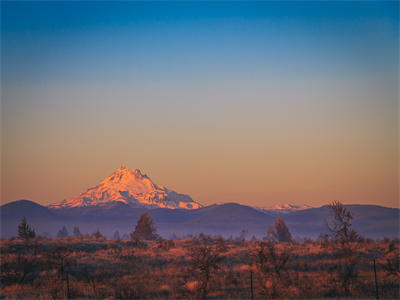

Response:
(1, 1), (398, 208)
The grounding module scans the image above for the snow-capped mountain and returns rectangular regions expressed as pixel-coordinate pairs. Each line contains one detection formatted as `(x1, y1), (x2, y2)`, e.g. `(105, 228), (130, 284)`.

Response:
(49, 166), (202, 210)
(255, 203), (312, 214)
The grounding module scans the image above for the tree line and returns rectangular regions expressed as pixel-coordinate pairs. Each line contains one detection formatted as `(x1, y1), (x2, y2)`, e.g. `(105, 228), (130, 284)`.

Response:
(17, 200), (358, 243)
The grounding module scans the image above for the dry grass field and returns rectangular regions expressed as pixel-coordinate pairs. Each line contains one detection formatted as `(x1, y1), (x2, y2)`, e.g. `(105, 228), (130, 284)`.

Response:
(1, 235), (398, 299)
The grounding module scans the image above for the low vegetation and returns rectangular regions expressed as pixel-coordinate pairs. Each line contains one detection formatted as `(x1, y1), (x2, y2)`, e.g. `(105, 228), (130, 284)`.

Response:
(1, 204), (398, 299)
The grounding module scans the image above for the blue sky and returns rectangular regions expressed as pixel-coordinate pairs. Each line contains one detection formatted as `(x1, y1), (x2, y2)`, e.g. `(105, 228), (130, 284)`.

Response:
(1, 1), (398, 207)
(2, 1), (398, 86)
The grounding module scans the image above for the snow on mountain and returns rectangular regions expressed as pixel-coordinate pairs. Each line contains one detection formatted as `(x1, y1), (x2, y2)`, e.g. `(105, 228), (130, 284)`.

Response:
(48, 166), (202, 210)
(255, 203), (312, 214)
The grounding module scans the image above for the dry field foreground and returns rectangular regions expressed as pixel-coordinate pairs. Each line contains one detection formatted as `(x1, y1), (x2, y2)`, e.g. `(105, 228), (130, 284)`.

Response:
(1, 237), (399, 299)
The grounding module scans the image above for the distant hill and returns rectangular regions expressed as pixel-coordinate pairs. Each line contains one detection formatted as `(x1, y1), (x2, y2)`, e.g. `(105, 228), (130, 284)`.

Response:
(1, 200), (398, 239)
(152, 203), (275, 236)
(281, 204), (399, 239)
(1, 200), (61, 238)
(1, 200), (58, 220)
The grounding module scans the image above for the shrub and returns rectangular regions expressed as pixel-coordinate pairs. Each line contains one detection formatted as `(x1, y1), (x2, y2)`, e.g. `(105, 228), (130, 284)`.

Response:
(130, 213), (158, 241)
(267, 218), (293, 242)
(73, 226), (82, 237)
(57, 226), (69, 238)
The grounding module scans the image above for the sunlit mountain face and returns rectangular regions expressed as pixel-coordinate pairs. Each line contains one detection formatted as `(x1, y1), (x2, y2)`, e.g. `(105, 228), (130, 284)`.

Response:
(254, 204), (313, 214)
(48, 166), (202, 210)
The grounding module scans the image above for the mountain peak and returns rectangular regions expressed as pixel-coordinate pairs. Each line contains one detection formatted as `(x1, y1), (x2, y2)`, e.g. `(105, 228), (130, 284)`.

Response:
(254, 203), (312, 214)
(109, 166), (146, 181)
(49, 166), (202, 210)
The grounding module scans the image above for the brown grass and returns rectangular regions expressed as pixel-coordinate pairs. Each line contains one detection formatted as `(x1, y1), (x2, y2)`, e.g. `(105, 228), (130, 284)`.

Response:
(0, 236), (399, 299)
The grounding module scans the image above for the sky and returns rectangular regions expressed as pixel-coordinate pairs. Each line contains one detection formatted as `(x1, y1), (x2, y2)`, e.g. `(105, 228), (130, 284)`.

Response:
(1, 1), (398, 208)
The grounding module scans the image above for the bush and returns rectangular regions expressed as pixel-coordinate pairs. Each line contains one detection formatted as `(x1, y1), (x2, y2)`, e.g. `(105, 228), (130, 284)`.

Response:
(268, 218), (292, 242)
(130, 213), (158, 241)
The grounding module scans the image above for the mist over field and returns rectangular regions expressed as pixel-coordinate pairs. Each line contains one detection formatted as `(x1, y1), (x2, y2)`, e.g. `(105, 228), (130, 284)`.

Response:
(1, 199), (399, 240)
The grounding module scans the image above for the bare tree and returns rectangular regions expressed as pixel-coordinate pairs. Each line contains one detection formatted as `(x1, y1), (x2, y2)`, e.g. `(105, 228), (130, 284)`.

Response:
(188, 237), (226, 299)
(326, 200), (359, 296)
(327, 200), (357, 243)
(48, 247), (76, 299)
(383, 242), (400, 280)
(254, 241), (290, 298)
(14, 253), (35, 284)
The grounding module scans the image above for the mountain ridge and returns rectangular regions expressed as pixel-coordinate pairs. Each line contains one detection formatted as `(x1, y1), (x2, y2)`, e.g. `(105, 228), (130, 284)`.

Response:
(254, 203), (312, 214)
(2, 199), (398, 239)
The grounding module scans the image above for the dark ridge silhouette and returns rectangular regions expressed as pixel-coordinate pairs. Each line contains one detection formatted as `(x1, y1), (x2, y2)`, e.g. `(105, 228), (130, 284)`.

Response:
(1, 200), (398, 239)
(1, 200), (58, 220)
(281, 204), (399, 238)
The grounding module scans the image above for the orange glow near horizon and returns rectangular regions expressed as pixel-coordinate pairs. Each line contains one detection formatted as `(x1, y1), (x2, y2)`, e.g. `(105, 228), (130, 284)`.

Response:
(1, 2), (398, 209)
(2, 86), (398, 208)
